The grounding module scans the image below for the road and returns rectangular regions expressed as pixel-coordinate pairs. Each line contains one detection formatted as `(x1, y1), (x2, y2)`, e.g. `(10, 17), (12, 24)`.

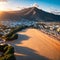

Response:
(6, 28), (60, 60)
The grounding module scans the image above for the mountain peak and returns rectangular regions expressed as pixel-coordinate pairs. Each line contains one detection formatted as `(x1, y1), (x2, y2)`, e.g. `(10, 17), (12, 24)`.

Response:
(0, 7), (60, 22)
(31, 7), (38, 9)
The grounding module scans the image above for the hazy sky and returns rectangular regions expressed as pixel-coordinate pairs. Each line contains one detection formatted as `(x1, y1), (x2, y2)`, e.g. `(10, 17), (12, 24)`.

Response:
(0, 0), (60, 12)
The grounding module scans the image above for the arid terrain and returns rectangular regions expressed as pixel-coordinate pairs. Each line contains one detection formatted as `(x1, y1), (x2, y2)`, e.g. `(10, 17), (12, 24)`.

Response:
(0, 0), (60, 60)
(6, 28), (60, 60)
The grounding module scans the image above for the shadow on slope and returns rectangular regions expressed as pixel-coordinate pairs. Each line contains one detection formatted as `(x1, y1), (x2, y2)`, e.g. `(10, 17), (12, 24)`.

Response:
(14, 46), (50, 60)
(6, 34), (30, 45)
(6, 33), (50, 60)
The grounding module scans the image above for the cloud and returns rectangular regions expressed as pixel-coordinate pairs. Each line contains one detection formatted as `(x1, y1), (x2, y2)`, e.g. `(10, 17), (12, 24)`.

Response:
(0, 0), (8, 2)
(33, 3), (39, 7)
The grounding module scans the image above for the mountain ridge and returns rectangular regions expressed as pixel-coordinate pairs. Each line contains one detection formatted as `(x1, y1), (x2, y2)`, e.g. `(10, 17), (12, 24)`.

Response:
(0, 7), (60, 22)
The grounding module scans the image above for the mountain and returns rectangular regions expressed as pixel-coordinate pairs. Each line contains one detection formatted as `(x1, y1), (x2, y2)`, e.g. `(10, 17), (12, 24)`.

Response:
(51, 11), (60, 15)
(0, 7), (60, 22)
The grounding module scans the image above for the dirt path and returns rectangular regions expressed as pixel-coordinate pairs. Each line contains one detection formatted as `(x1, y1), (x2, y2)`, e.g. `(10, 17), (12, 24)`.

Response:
(6, 28), (60, 60)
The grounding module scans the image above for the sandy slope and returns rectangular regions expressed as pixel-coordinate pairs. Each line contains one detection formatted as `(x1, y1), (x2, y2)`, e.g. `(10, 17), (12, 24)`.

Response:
(6, 28), (60, 60)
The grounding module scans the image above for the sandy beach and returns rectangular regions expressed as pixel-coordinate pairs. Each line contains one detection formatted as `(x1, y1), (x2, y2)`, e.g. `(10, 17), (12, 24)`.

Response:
(6, 28), (60, 60)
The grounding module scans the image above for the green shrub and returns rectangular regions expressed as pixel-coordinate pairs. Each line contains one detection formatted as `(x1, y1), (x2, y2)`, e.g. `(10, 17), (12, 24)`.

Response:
(0, 44), (8, 52)
(4, 46), (14, 55)
(2, 34), (18, 41)
(4, 54), (16, 60)
(0, 44), (7, 52)
(0, 44), (16, 60)
(2, 25), (29, 41)
(10, 34), (18, 40)
(0, 54), (16, 60)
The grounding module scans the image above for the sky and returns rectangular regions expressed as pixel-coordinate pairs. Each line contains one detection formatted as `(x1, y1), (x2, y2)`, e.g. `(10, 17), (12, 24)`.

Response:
(0, 0), (60, 12)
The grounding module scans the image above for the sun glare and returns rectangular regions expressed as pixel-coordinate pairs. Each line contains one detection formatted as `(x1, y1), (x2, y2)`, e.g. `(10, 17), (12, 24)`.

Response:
(0, 2), (8, 11)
